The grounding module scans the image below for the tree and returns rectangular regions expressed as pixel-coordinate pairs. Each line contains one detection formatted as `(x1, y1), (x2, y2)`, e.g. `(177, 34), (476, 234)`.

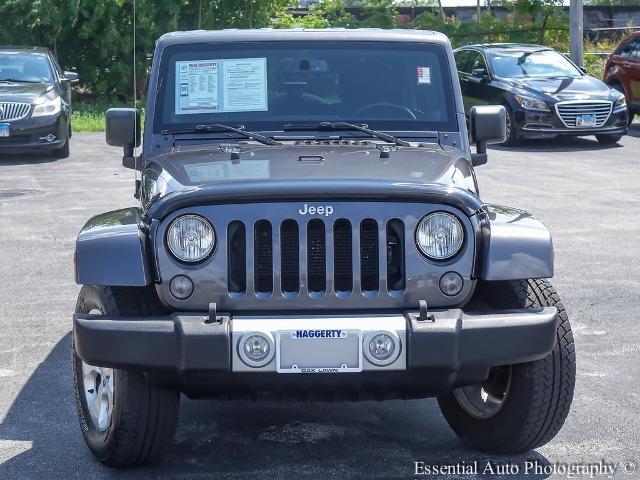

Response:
(0, 0), (81, 58)
(360, 0), (398, 29)
(274, 0), (358, 29)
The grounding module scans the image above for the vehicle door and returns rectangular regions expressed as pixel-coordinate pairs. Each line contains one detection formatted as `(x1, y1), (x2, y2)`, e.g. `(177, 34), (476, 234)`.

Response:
(458, 50), (494, 112)
(624, 38), (640, 108)
(454, 49), (474, 115)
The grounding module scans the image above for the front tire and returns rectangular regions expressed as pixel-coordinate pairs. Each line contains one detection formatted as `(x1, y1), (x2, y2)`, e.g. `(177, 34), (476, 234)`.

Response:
(438, 279), (576, 453)
(500, 104), (520, 147)
(73, 285), (180, 467)
(595, 134), (622, 144)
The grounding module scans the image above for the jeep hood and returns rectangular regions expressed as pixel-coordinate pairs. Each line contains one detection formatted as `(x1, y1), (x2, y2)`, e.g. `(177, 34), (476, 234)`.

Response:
(143, 142), (481, 219)
(149, 142), (474, 187)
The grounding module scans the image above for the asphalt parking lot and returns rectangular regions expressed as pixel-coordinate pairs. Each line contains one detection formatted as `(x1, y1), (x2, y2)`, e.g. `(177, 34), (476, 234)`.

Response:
(1, 128), (639, 480)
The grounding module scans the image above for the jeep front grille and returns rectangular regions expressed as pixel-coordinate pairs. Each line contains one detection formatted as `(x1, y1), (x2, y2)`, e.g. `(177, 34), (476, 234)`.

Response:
(226, 218), (406, 297)
(0, 102), (31, 122)
(555, 101), (612, 128)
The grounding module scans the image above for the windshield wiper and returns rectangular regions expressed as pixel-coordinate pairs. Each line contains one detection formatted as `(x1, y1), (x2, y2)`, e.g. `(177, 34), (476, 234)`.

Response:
(284, 121), (411, 147)
(163, 123), (281, 146)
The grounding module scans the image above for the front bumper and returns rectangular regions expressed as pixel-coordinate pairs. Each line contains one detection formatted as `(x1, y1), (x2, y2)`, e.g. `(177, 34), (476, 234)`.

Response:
(514, 105), (628, 139)
(73, 307), (557, 398)
(0, 113), (68, 152)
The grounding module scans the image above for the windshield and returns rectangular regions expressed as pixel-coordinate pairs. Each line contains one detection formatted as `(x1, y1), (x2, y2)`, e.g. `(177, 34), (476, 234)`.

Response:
(487, 49), (582, 78)
(0, 52), (54, 83)
(154, 41), (458, 134)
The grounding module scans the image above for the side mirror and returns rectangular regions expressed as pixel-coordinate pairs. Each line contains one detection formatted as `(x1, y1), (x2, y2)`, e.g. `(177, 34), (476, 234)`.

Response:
(469, 105), (506, 167)
(471, 68), (489, 81)
(578, 66), (587, 74)
(106, 108), (141, 170)
(63, 71), (79, 83)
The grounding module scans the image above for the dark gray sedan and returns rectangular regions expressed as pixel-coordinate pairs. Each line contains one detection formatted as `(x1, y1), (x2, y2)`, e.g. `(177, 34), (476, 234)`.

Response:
(454, 43), (629, 146)
(0, 46), (77, 158)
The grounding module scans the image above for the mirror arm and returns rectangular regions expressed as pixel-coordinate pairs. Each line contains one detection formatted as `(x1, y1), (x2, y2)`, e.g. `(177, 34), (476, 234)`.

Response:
(471, 140), (488, 167)
(122, 144), (142, 171)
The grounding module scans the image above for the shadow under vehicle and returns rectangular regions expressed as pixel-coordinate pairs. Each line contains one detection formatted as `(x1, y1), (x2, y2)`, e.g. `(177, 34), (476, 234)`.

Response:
(71, 29), (576, 467)
(0, 46), (77, 159)
(454, 43), (628, 146)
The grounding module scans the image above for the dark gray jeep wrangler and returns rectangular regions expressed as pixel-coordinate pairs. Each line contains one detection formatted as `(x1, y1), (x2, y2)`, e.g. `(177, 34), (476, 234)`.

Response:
(72, 29), (575, 467)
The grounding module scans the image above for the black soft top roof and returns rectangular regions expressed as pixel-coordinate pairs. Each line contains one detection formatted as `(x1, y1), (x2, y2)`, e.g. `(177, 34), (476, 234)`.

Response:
(156, 28), (451, 49)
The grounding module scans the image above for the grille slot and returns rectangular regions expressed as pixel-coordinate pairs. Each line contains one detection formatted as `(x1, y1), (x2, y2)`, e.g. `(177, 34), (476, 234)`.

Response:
(556, 101), (612, 128)
(307, 219), (326, 293)
(280, 220), (299, 293)
(0, 102), (30, 122)
(226, 215), (405, 298)
(360, 219), (379, 292)
(386, 219), (405, 292)
(333, 219), (353, 293)
(227, 221), (246, 294)
(254, 220), (273, 294)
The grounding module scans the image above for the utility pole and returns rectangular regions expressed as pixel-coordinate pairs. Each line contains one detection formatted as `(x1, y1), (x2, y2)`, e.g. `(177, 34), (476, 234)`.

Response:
(569, 0), (584, 68)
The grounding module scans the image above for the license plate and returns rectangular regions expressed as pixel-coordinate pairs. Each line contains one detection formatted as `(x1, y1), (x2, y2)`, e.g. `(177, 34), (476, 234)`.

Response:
(276, 329), (363, 373)
(0, 124), (10, 137)
(576, 114), (597, 127)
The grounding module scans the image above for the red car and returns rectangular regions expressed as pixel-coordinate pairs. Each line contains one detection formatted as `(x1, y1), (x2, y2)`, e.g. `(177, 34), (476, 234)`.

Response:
(605, 32), (640, 125)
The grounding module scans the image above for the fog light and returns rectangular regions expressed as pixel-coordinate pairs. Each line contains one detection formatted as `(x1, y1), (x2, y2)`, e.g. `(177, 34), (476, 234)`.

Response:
(46, 134), (56, 142)
(439, 271), (463, 296)
(370, 334), (394, 359)
(169, 275), (193, 300)
(238, 332), (274, 367)
(244, 335), (269, 360)
(363, 331), (401, 366)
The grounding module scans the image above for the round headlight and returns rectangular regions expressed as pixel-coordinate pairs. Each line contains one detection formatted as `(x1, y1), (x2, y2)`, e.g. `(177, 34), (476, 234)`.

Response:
(167, 214), (215, 263)
(416, 212), (464, 260)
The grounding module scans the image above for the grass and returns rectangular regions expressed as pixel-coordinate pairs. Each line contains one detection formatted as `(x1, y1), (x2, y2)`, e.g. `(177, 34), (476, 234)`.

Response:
(72, 98), (145, 133)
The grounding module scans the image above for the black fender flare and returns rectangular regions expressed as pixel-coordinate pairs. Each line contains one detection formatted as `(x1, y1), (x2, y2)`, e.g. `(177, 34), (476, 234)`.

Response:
(479, 204), (554, 281)
(75, 207), (152, 286)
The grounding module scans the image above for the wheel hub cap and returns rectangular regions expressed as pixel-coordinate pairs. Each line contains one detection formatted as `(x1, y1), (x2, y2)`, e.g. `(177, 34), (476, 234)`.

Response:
(453, 365), (512, 419)
(81, 363), (114, 431)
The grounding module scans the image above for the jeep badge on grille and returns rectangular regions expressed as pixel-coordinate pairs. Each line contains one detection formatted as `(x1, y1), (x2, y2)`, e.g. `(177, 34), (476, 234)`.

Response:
(298, 203), (334, 216)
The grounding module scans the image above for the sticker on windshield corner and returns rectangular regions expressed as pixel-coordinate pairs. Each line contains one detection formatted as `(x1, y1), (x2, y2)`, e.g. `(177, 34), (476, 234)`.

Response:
(417, 66), (431, 84)
(175, 58), (268, 115)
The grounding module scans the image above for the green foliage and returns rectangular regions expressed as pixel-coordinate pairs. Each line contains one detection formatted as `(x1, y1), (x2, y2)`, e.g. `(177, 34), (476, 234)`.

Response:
(410, 1), (569, 48)
(0, 0), (290, 99)
(0, 0), (629, 107)
(274, 0), (340, 29)
(72, 98), (146, 132)
(360, 0), (398, 29)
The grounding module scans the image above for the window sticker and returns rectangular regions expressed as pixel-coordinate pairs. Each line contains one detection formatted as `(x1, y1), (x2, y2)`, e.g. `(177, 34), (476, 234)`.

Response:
(222, 58), (268, 112)
(176, 60), (219, 114)
(175, 58), (268, 115)
(417, 66), (431, 85)
(183, 160), (270, 183)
